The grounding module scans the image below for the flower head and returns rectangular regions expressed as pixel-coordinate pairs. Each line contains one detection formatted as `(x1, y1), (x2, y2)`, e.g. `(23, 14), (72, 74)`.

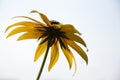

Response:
(5, 10), (88, 79)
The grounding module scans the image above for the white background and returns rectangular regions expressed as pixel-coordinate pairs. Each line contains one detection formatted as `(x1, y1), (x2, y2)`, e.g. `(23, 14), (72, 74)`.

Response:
(0, 0), (120, 80)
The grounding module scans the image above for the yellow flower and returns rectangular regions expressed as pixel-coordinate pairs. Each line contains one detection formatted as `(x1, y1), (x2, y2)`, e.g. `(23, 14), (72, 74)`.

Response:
(5, 10), (88, 80)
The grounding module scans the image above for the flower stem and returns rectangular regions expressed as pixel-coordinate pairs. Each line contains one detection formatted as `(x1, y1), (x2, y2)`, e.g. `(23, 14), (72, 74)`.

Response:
(36, 45), (50, 80)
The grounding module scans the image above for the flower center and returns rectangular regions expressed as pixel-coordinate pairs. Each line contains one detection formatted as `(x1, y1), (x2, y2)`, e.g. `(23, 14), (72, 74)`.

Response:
(36, 20), (67, 48)
(46, 27), (64, 38)
(45, 27), (67, 47)
(50, 20), (60, 24)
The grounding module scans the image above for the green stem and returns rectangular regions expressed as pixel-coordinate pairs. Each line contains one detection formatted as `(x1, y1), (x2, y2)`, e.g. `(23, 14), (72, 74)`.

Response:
(36, 45), (50, 80)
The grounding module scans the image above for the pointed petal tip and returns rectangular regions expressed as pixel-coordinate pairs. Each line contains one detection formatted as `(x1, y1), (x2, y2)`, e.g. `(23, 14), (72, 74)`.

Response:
(34, 54), (40, 62)
(86, 63), (88, 66)
(68, 66), (72, 70)
(48, 69), (50, 72)
(6, 37), (8, 39)
(16, 39), (20, 41)
(11, 16), (19, 19)
(86, 63), (88, 65)
(6, 35), (10, 38)
(48, 67), (51, 72)
(5, 29), (7, 33)
(30, 10), (39, 13)
(34, 58), (37, 62)
(86, 48), (89, 52)
(34, 56), (39, 62)
(69, 65), (72, 69)
(30, 10), (43, 16)
(86, 59), (88, 65)
(16, 39), (22, 41)
(78, 32), (82, 35)
(85, 49), (89, 64)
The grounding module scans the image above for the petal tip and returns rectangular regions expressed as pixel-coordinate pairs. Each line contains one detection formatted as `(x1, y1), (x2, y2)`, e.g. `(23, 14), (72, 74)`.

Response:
(5, 30), (7, 33)
(87, 48), (89, 52)
(48, 67), (51, 72)
(34, 56), (38, 62)
(6, 35), (10, 38)
(86, 59), (88, 65)
(34, 58), (37, 62)
(30, 10), (39, 13)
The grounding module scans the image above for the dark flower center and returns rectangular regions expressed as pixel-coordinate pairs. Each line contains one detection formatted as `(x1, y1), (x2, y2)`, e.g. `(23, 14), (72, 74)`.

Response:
(46, 27), (64, 38)
(43, 27), (67, 47)
(36, 20), (68, 48)
(50, 20), (60, 24)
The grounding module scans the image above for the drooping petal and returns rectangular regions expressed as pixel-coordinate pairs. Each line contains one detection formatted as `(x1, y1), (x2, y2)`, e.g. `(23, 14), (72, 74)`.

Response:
(31, 10), (51, 26)
(13, 16), (46, 27)
(59, 38), (73, 68)
(66, 40), (88, 64)
(48, 41), (59, 71)
(34, 39), (48, 61)
(5, 21), (39, 32)
(58, 37), (67, 49)
(6, 27), (34, 38)
(61, 24), (81, 35)
(71, 51), (77, 75)
(62, 47), (77, 75)
(17, 32), (42, 41)
(62, 38), (77, 74)
(66, 33), (87, 48)
(62, 47), (73, 69)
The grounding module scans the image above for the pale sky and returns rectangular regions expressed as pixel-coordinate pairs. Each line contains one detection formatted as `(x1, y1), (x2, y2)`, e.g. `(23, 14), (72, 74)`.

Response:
(0, 0), (120, 80)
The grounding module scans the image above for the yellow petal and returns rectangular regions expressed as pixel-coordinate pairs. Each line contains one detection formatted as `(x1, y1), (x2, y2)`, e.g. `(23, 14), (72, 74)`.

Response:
(61, 24), (81, 35)
(6, 27), (34, 38)
(13, 16), (46, 27)
(48, 41), (59, 71)
(5, 21), (39, 32)
(34, 39), (47, 61)
(59, 38), (73, 69)
(31, 10), (51, 26)
(66, 40), (88, 64)
(62, 47), (73, 69)
(60, 38), (77, 74)
(17, 32), (41, 41)
(71, 52), (77, 76)
(62, 47), (77, 75)
(66, 33), (87, 48)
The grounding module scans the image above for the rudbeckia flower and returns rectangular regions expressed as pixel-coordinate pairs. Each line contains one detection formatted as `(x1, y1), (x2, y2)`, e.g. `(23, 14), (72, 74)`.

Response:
(5, 10), (88, 80)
